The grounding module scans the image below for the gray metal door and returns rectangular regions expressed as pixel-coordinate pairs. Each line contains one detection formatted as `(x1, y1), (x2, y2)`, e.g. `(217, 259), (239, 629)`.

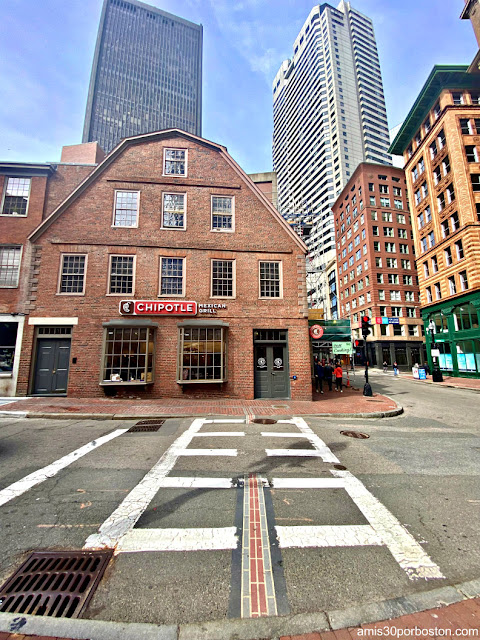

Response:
(33, 338), (71, 395)
(254, 344), (289, 399)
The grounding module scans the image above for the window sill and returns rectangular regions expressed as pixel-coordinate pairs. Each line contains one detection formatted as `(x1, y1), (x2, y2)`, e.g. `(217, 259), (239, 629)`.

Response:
(100, 380), (153, 386)
(0, 373), (13, 378)
(177, 379), (226, 384)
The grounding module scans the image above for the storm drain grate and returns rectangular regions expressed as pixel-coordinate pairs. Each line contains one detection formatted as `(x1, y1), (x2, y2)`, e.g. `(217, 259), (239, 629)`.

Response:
(252, 418), (277, 425)
(0, 550), (112, 619)
(340, 430), (370, 439)
(128, 419), (165, 432)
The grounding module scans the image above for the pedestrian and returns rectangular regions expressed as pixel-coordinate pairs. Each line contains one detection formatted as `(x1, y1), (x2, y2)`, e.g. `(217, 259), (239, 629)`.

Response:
(393, 361), (399, 376)
(383, 360), (388, 373)
(334, 363), (343, 392)
(324, 361), (334, 391)
(314, 358), (324, 394)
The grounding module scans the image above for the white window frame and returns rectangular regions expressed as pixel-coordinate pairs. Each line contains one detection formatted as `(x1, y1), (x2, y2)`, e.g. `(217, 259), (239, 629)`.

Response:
(0, 245), (23, 288)
(161, 192), (187, 230)
(159, 256), (186, 297)
(1, 177), (31, 217)
(211, 195), (235, 233)
(107, 254), (136, 296)
(163, 148), (188, 177)
(258, 260), (283, 299)
(211, 259), (236, 298)
(57, 253), (88, 296)
(112, 190), (139, 228)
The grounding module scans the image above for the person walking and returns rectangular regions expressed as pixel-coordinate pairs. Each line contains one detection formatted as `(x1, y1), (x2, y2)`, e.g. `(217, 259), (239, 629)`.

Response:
(393, 361), (399, 376)
(324, 361), (334, 391)
(314, 358), (324, 394)
(383, 360), (388, 373)
(334, 363), (343, 392)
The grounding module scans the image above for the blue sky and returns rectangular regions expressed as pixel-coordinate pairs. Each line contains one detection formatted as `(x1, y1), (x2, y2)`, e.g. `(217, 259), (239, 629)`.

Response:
(0, 0), (476, 174)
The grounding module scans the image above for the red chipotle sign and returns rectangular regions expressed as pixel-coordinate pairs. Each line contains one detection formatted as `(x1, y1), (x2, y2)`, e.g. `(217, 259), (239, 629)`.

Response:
(119, 300), (198, 316)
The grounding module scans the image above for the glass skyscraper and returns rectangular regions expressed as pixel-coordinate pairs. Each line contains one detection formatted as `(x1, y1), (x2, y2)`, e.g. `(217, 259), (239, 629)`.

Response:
(83, 0), (203, 153)
(273, 1), (391, 317)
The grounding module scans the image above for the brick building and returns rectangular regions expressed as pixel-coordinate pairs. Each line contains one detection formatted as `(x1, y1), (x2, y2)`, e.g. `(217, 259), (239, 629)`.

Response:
(333, 163), (425, 370)
(0, 143), (103, 395)
(15, 130), (310, 399)
(390, 66), (480, 378)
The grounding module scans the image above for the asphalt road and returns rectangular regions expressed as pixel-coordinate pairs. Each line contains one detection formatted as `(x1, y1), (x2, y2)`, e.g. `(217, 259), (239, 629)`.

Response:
(0, 378), (479, 626)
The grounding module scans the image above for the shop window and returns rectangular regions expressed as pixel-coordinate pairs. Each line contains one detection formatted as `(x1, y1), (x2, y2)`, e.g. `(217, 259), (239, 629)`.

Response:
(259, 261), (282, 298)
(163, 148), (187, 176)
(59, 254), (87, 294)
(211, 196), (234, 231)
(0, 246), (22, 288)
(436, 342), (453, 371)
(212, 259), (234, 297)
(1, 177), (31, 216)
(431, 312), (448, 334)
(162, 193), (186, 229)
(108, 255), (135, 295)
(160, 257), (184, 296)
(0, 322), (18, 373)
(178, 326), (227, 382)
(393, 324), (403, 336)
(101, 326), (154, 384)
(113, 191), (139, 227)
(456, 340), (480, 373)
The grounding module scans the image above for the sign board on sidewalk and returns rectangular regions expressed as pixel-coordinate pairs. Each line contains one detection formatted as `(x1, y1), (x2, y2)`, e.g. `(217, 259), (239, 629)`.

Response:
(332, 341), (353, 355)
(418, 368), (427, 380)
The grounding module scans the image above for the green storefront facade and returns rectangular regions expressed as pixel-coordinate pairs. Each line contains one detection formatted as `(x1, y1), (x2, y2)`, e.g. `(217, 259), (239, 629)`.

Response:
(423, 290), (480, 378)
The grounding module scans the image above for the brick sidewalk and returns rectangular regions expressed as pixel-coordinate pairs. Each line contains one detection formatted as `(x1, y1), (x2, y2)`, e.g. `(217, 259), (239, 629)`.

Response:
(0, 384), (399, 418)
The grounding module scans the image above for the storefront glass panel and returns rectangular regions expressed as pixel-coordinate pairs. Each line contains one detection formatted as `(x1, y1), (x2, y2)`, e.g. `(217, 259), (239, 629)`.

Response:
(102, 326), (154, 383)
(179, 327), (226, 382)
(456, 340), (479, 372)
(0, 322), (17, 372)
(437, 342), (453, 370)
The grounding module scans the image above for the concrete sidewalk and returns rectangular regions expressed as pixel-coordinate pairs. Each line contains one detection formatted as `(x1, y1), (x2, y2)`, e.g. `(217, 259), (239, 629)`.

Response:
(371, 368), (480, 392)
(0, 385), (401, 419)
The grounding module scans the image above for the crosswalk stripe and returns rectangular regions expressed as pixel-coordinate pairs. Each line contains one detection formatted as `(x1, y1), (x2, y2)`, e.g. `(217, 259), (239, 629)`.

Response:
(271, 478), (346, 489)
(261, 432), (309, 438)
(155, 477), (234, 488)
(265, 449), (326, 457)
(193, 432), (245, 437)
(276, 524), (384, 548)
(116, 527), (238, 552)
(178, 449), (238, 456)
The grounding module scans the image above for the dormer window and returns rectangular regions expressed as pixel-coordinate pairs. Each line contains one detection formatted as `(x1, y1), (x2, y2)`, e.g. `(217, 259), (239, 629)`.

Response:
(164, 148), (187, 176)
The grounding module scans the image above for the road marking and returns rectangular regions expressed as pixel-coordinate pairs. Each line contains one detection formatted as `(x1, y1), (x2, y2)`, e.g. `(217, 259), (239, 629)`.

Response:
(204, 419), (245, 424)
(116, 527), (238, 553)
(272, 478), (346, 489)
(84, 417), (208, 549)
(178, 448), (238, 456)
(261, 432), (309, 438)
(276, 524), (383, 548)
(331, 469), (444, 580)
(241, 474), (277, 618)
(155, 477), (234, 489)
(265, 449), (326, 457)
(289, 417), (340, 463)
(193, 432), (245, 437)
(0, 428), (129, 508)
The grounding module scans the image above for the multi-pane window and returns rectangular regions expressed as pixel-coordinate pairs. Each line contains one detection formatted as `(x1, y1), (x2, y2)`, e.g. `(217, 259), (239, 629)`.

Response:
(402, 260), (411, 269)
(164, 148), (186, 175)
(427, 232), (435, 248)
(459, 270), (469, 291)
(382, 211), (392, 222)
(434, 283), (442, 300)
(466, 145), (479, 163)
(378, 290), (385, 300)
(372, 226), (379, 236)
(460, 118), (473, 135)
(403, 275), (413, 285)
(405, 291), (415, 302)
(179, 326), (227, 382)
(380, 197), (390, 208)
(113, 191), (138, 227)
(102, 327), (155, 384)
(383, 227), (394, 237)
(455, 240), (464, 260)
(391, 306), (402, 317)
(423, 261), (430, 278)
(59, 255), (86, 294)
(0, 246), (22, 287)
(211, 196), (233, 230)
(385, 242), (395, 252)
(388, 273), (399, 284)
(162, 193), (185, 229)
(212, 260), (234, 297)
(432, 256), (438, 273)
(386, 258), (397, 268)
(369, 196), (376, 206)
(259, 261), (281, 298)
(371, 210), (377, 220)
(426, 287), (432, 303)
(398, 228), (408, 239)
(160, 257), (184, 296)
(438, 129), (446, 148)
(109, 255), (134, 294)
(394, 199), (402, 210)
(448, 276), (457, 296)
(441, 220), (450, 238)
(1, 178), (31, 216)
(450, 212), (460, 232)
(444, 247), (453, 266)
(421, 237), (428, 253)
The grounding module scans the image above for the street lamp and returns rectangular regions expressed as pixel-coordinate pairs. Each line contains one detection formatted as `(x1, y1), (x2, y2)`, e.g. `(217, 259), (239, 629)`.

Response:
(427, 320), (443, 382)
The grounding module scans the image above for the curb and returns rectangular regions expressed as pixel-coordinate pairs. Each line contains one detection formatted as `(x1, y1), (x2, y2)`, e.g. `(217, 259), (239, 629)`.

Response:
(0, 578), (479, 640)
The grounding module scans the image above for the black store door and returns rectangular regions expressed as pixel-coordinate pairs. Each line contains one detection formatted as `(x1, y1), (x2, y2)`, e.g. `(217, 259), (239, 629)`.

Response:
(254, 344), (289, 399)
(33, 339), (71, 395)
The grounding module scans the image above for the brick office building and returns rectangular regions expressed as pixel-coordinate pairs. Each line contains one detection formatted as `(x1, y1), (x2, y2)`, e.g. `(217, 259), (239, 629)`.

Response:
(16, 130), (311, 399)
(390, 66), (480, 378)
(0, 143), (104, 395)
(333, 163), (425, 370)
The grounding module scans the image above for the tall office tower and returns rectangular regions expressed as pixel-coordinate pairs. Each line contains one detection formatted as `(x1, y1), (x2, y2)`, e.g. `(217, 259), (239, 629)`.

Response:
(83, 0), (202, 153)
(272, 1), (391, 318)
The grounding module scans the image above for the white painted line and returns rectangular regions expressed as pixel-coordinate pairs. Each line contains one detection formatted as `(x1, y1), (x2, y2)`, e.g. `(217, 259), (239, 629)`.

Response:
(276, 420), (296, 424)
(116, 527), (238, 553)
(272, 478), (346, 489)
(261, 432), (309, 438)
(204, 419), (245, 424)
(84, 418), (207, 550)
(265, 449), (325, 457)
(331, 469), (444, 580)
(276, 525), (383, 548)
(193, 432), (245, 437)
(290, 417), (340, 463)
(0, 429), (129, 508)
(178, 449), (238, 456)
(156, 477), (234, 489)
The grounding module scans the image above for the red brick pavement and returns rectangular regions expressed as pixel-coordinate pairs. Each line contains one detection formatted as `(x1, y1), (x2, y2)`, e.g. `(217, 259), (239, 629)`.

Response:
(0, 384), (398, 417)
(403, 373), (480, 391)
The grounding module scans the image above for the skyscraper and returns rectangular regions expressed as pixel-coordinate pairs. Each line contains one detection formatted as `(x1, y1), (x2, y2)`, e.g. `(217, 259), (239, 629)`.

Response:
(83, 0), (202, 153)
(272, 1), (391, 318)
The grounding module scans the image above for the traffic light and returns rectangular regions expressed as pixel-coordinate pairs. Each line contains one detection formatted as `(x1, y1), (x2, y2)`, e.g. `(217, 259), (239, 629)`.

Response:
(361, 315), (371, 338)
(354, 339), (364, 349)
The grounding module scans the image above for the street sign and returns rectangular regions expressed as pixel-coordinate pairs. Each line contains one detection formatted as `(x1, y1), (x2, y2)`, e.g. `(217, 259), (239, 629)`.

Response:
(332, 341), (353, 355)
(431, 349), (440, 357)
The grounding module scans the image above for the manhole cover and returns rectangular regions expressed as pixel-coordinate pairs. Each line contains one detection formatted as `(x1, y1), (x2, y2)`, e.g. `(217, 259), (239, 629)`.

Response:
(128, 419), (165, 432)
(0, 550), (112, 618)
(252, 418), (277, 424)
(340, 430), (370, 439)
